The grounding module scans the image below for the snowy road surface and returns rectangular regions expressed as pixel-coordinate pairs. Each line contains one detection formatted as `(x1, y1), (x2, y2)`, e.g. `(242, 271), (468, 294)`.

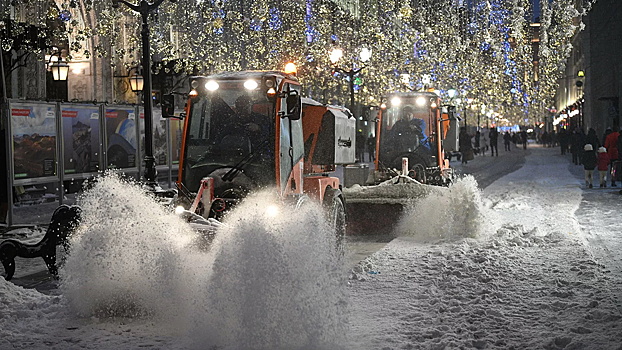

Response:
(2, 145), (622, 349)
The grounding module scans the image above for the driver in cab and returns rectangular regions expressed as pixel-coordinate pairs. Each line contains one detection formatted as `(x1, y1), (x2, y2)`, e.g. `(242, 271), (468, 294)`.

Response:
(229, 95), (270, 150)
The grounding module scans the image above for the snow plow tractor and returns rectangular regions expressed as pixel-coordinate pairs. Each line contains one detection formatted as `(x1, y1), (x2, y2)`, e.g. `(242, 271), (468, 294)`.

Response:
(172, 67), (353, 237)
(343, 91), (454, 234)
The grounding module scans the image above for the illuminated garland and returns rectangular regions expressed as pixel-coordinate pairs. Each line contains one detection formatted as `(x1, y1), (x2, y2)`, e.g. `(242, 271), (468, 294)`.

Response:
(0, 0), (593, 125)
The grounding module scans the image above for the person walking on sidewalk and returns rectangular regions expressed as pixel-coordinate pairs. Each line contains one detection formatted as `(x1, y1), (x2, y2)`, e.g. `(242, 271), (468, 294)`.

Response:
(604, 127), (619, 187)
(597, 147), (611, 188)
(503, 131), (512, 151)
(459, 127), (473, 165)
(582, 144), (597, 189)
(489, 127), (499, 156)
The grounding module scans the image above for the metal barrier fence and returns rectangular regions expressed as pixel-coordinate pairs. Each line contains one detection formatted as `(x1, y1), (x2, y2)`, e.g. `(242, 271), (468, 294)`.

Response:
(1, 100), (184, 227)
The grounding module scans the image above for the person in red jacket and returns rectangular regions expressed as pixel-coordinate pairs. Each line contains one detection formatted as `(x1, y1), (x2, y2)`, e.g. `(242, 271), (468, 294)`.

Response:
(597, 147), (611, 188)
(604, 127), (620, 186)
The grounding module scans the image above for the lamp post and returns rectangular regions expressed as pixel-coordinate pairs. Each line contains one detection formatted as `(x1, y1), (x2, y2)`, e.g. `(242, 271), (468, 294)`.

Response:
(330, 48), (367, 114)
(112, 0), (176, 191)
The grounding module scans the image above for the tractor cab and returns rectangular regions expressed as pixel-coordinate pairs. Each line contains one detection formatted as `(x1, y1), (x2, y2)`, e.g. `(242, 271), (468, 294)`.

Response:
(373, 91), (452, 185)
(178, 70), (304, 218)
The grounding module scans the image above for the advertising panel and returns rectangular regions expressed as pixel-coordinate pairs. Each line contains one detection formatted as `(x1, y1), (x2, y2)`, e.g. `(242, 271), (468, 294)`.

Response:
(139, 108), (168, 166)
(10, 102), (57, 180)
(61, 105), (101, 174)
(170, 116), (184, 164)
(104, 106), (137, 169)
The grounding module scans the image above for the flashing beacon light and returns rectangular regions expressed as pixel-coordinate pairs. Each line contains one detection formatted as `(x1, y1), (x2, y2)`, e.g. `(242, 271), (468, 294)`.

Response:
(284, 62), (297, 75)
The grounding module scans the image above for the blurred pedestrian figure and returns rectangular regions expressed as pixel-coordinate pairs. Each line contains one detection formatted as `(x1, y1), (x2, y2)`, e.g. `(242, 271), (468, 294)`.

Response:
(481, 130), (489, 156)
(366, 133), (376, 162)
(570, 128), (584, 165)
(489, 127), (499, 156)
(474, 131), (481, 155)
(558, 129), (569, 155)
(604, 127), (619, 187)
(503, 131), (512, 151)
(356, 130), (365, 163)
(459, 127), (473, 164)
(520, 130), (528, 149)
(550, 130), (558, 147)
(597, 146), (611, 188)
(541, 131), (549, 146)
(585, 128), (600, 152)
(582, 144), (597, 189)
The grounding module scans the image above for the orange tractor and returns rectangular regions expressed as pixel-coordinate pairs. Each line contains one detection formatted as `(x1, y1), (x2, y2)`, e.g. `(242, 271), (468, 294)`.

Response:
(369, 91), (454, 185)
(174, 67), (355, 235)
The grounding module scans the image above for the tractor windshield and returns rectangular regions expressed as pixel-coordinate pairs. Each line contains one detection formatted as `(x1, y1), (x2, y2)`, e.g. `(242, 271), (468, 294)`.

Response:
(381, 96), (433, 154)
(182, 82), (276, 192)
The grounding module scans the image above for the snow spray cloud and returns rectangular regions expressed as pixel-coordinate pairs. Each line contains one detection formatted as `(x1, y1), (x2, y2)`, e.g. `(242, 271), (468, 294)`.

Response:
(396, 175), (484, 241)
(60, 172), (205, 321)
(189, 190), (349, 350)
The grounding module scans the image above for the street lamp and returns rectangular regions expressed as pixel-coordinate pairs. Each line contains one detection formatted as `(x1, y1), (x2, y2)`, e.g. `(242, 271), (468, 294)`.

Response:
(128, 68), (144, 93)
(112, 0), (177, 191)
(330, 48), (365, 114)
(47, 51), (69, 81)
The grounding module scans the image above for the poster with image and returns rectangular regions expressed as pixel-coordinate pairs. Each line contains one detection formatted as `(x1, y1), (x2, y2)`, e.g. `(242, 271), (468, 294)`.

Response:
(10, 102), (58, 180)
(61, 105), (101, 174)
(105, 106), (137, 169)
(139, 108), (168, 166)
(169, 116), (184, 164)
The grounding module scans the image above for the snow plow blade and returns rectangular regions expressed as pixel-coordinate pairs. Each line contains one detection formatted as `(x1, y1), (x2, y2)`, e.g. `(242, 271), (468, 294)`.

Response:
(343, 176), (445, 235)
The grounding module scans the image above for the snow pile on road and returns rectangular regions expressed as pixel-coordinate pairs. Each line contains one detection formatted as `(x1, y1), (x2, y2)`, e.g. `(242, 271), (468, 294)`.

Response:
(343, 175), (445, 204)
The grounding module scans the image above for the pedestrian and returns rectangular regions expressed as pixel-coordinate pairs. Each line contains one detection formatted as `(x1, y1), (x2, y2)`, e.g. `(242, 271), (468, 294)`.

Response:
(585, 128), (600, 151)
(489, 127), (499, 156)
(474, 131), (481, 155)
(604, 127), (619, 187)
(356, 130), (365, 163)
(558, 129), (569, 155)
(581, 144), (597, 189)
(520, 130), (528, 149)
(597, 147), (611, 188)
(570, 128), (584, 165)
(480, 131), (489, 156)
(459, 126), (473, 165)
(366, 133), (376, 162)
(503, 131), (512, 151)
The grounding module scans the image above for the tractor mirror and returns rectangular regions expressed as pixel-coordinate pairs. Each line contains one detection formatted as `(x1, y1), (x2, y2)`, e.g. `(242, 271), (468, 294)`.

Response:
(285, 90), (301, 120)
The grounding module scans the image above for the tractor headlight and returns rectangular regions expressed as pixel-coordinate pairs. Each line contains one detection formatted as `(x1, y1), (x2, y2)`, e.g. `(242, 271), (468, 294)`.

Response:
(265, 204), (280, 218)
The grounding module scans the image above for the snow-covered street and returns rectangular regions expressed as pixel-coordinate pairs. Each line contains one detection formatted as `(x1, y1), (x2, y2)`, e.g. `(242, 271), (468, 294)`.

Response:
(2, 145), (622, 349)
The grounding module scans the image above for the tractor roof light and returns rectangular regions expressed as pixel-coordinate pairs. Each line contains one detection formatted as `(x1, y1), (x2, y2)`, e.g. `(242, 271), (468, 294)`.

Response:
(244, 79), (259, 90)
(415, 96), (427, 107)
(284, 62), (297, 75)
(267, 87), (277, 96)
(189, 90), (198, 96)
(391, 96), (402, 107)
(205, 80), (219, 91)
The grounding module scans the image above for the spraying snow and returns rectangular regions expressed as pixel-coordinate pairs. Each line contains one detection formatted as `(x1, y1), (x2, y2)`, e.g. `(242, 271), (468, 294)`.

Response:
(57, 172), (348, 349)
(396, 175), (484, 241)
